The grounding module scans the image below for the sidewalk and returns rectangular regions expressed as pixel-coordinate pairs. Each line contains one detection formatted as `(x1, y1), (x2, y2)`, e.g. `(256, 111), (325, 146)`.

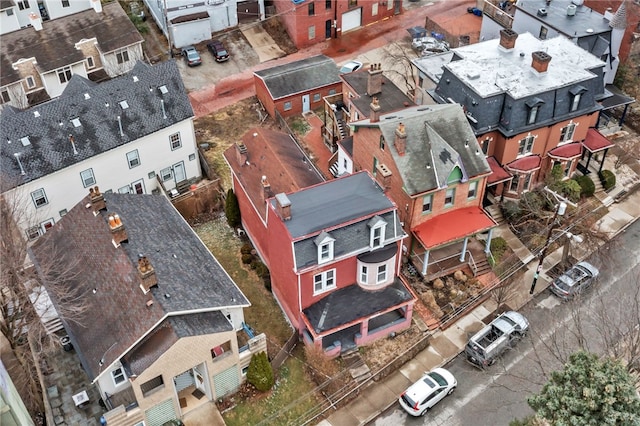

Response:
(318, 186), (640, 426)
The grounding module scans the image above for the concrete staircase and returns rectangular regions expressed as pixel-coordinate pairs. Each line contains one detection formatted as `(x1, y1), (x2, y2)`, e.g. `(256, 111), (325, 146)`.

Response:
(485, 203), (504, 225)
(102, 405), (144, 426)
(341, 349), (371, 384)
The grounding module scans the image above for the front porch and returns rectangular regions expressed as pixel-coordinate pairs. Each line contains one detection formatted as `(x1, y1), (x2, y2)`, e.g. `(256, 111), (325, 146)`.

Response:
(409, 238), (492, 281)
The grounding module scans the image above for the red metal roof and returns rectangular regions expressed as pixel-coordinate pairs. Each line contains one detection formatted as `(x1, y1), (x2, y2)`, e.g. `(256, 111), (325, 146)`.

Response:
(486, 156), (512, 185)
(507, 155), (541, 172)
(582, 128), (614, 152)
(412, 207), (496, 249)
(548, 142), (582, 159)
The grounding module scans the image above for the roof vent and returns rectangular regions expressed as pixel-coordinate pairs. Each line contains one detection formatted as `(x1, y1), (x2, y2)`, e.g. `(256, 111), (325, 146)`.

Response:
(119, 100), (129, 109)
(34, 111), (40, 117)
(467, 71), (480, 80)
(159, 85), (168, 95)
(71, 118), (81, 127)
(133, 76), (139, 82)
(537, 8), (547, 16)
(84, 93), (90, 100)
(567, 4), (577, 15)
(20, 136), (31, 146)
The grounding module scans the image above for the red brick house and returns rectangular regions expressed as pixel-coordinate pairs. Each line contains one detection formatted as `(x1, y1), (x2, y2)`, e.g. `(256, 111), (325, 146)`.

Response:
(254, 55), (342, 119)
(272, 0), (402, 49)
(224, 129), (416, 356)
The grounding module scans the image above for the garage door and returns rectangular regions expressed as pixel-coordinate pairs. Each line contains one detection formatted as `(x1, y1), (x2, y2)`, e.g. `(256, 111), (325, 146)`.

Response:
(145, 399), (177, 426)
(341, 8), (362, 33)
(213, 366), (240, 398)
(237, 0), (259, 24)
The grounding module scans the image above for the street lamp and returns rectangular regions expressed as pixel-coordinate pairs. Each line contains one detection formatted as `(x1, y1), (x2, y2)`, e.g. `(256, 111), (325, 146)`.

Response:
(559, 231), (583, 263)
(529, 201), (567, 295)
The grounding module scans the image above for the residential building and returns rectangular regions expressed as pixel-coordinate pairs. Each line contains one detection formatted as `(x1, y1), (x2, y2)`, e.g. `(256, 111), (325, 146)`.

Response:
(253, 55), (342, 119)
(0, 0), (101, 33)
(224, 129), (416, 356)
(0, 360), (34, 426)
(272, 0), (402, 49)
(0, 1), (144, 108)
(413, 30), (612, 200)
(143, 0), (265, 49)
(29, 191), (263, 426)
(0, 60), (200, 241)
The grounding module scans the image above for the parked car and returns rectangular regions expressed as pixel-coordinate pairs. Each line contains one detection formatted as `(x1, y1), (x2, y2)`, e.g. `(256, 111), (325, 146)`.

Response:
(339, 60), (363, 74)
(465, 311), (529, 369)
(181, 45), (202, 67)
(549, 261), (599, 300)
(207, 40), (230, 62)
(398, 368), (457, 416)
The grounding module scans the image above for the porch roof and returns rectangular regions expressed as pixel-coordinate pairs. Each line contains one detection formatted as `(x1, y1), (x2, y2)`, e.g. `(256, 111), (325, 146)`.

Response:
(412, 206), (496, 249)
(582, 128), (614, 153)
(486, 156), (511, 186)
(302, 279), (414, 335)
(506, 155), (541, 172)
(548, 142), (582, 159)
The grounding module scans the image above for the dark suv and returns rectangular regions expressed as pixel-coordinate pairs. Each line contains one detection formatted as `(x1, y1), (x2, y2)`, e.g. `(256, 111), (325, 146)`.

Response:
(207, 40), (230, 62)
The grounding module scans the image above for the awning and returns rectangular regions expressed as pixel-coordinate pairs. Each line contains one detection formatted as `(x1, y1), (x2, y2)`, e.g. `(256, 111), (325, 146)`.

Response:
(412, 206), (496, 249)
(486, 156), (512, 186)
(506, 155), (541, 172)
(547, 142), (582, 159)
(582, 128), (614, 153)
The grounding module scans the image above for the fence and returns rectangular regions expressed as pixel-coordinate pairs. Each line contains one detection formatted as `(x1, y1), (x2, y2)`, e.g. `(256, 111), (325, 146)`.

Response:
(271, 331), (299, 370)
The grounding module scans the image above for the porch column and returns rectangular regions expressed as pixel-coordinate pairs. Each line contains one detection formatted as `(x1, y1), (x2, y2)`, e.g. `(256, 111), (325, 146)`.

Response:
(619, 104), (629, 127)
(459, 237), (468, 262)
(421, 250), (430, 275)
(484, 228), (494, 254)
(360, 319), (369, 339)
(598, 148), (609, 173)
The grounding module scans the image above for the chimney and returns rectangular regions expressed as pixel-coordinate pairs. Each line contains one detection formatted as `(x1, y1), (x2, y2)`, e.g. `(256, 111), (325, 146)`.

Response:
(275, 193), (291, 221)
(137, 255), (158, 293)
(375, 163), (392, 190)
(498, 29), (518, 50)
(370, 96), (381, 123)
(89, 186), (106, 213)
(531, 51), (552, 73)
(394, 122), (407, 156)
(108, 213), (128, 245)
(367, 63), (383, 96)
(261, 175), (271, 200)
(28, 13), (43, 31)
(235, 142), (248, 165)
(91, 0), (103, 13)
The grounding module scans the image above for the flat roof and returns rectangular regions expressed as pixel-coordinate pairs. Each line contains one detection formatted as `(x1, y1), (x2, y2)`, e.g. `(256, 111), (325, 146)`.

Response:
(515, 0), (611, 39)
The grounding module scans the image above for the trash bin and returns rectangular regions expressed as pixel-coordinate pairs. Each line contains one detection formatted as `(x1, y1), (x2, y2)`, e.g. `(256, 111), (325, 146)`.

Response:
(60, 336), (73, 351)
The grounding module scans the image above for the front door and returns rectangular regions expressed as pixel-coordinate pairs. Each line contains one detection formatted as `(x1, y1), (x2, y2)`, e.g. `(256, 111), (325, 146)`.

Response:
(325, 19), (332, 39)
(394, 0), (401, 14)
(302, 94), (310, 113)
(131, 179), (145, 194)
(173, 161), (186, 184)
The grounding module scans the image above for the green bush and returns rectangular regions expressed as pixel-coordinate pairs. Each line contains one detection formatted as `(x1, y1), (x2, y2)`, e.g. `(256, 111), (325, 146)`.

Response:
(557, 179), (581, 203)
(501, 200), (521, 223)
(263, 277), (272, 292)
(253, 261), (270, 278)
(241, 253), (254, 264)
(575, 175), (595, 198)
(545, 164), (564, 186)
(240, 243), (253, 255)
(225, 189), (241, 228)
(246, 351), (274, 392)
(599, 169), (616, 191)
(490, 237), (508, 261)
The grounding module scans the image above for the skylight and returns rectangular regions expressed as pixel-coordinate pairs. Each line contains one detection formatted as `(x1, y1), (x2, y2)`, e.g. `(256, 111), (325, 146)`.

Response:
(20, 136), (31, 146)
(119, 100), (129, 109)
(71, 118), (82, 127)
(159, 85), (168, 95)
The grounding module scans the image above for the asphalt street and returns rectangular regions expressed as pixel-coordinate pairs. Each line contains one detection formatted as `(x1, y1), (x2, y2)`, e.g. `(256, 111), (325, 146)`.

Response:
(371, 219), (640, 425)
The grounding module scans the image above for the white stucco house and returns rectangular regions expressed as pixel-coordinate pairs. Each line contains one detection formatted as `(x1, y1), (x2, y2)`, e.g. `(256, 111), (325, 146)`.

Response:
(0, 60), (201, 241)
(0, 1), (144, 110)
(0, 0), (102, 33)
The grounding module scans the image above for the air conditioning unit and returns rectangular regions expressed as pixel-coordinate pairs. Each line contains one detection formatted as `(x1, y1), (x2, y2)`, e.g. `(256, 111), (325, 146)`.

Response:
(537, 8), (547, 16)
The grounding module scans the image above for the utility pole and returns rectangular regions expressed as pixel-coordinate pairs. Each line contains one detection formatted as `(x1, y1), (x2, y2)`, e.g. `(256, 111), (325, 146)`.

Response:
(529, 201), (567, 295)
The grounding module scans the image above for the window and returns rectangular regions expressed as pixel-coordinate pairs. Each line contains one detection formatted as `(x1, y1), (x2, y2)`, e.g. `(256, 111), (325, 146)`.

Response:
(348, 0), (357, 6)
(6, 7), (13, 15)
(313, 270), (335, 294)
(118, 185), (131, 194)
(445, 188), (455, 207)
(467, 181), (478, 199)
(326, 0), (331, 8)
(523, 173), (532, 191)
(26, 226), (40, 240)
(564, 160), (573, 177)
(316, 232), (335, 263)
(189, 153), (196, 161)
(308, 25), (315, 39)
(509, 174), (519, 192)
(116, 49), (129, 65)
(372, 225), (383, 247)
(376, 264), (387, 283)
(284, 101), (292, 111)
(571, 93), (581, 112)
(26, 76), (36, 89)
(80, 169), (96, 187)
(528, 105), (539, 125)
(169, 133), (182, 150)
(560, 122), (576, 143)
(211, 341), (231, 359)
(1, 89), (10, 104)
(31, 188), (48, 208)
(111, 367), (126, 386)
(160, 167), (173, 181)
(86, 56), (95, 69)
(368, 216), (386, 248)
(141, 375), (164, 397)
(482, 137), (492, 154)
(148, 171), (155, 179)
(372, 2), (378, 16)
(379, 135), (385, 150)
(360, 265), (368, 283)
(59, 209), (68, 217)
(539, 26), (548, 40)
(328, 89), (337, 95)
(57, 67), (72, 84)
(422, 194), (432, 214)
(372, 157), (378, 176)
(40, 219), (55, 233)
(518, 134), (535, 155)
(313, 93), (321, 102)
(308, 2), (314, 15)
(126, 150), (140, 168)
(17, 0), (29, 10)
(62, 0), (70, 6)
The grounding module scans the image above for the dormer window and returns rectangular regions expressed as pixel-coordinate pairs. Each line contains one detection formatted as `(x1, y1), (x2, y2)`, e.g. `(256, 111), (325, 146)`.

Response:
(315, 231), (335, 264)
(368, 216), (386, 249)
(569, 86), (587, 112)
(526, 98), (544, 125)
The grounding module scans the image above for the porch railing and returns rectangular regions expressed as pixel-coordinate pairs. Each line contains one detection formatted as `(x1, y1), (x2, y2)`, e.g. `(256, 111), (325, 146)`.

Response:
(410, 249), (476, 280)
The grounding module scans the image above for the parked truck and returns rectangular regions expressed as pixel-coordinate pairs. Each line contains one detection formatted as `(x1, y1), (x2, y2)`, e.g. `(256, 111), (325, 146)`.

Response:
(465, 311), (529, 369)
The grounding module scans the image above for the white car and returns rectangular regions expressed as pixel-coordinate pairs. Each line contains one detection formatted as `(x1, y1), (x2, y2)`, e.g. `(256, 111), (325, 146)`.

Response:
(339, 60), (363, 74)
(398, 368), (457, 416)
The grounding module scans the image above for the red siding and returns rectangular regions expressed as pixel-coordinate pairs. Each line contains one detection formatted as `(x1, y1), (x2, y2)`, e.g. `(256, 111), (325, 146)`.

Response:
(232, 174), (270, 263)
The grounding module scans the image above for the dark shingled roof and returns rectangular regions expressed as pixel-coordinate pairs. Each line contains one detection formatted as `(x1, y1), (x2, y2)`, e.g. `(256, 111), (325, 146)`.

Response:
(254, 55), (341, 100)
(0, 2), (143, 86)
(29, 193), (249, 381)
(0, 60), (193, 190)
(342, 70), (415, 117)
(0, 1), (15, 11)
(360, 104), (491, 195)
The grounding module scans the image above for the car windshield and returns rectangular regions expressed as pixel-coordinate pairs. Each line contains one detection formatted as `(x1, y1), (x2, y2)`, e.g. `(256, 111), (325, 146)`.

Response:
(187, 51), (199, 60)
(401, 393), (416, 408)
(218, 49), (228, 56)
(428, 372), (447, 387)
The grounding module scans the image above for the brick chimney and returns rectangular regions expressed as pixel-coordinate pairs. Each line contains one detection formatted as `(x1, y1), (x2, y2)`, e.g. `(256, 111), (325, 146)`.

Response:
(498, 29), (518, 50)
(235, 142), (248, 165)
(90, 0), (103, 13)
(137, 255), (158, 293)
(28, 13), (43, 31)
(275, 193), (291, 221)
(375, 163), (392, 191)
(370, 96), (381, 123)
(367, 63), (383, 96)
(394, 123), (407, 156)
(89, 186), (106, 213)
(531, 51), (552, 73)
(108, 213), (128, 245)
(261, 175), (272, 200)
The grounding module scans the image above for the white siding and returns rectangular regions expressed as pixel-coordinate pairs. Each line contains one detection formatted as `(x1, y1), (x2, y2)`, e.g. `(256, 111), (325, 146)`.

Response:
(41, 62), (87, 99)
(44, 0), (93, 20)
(0, 7), (21, 34)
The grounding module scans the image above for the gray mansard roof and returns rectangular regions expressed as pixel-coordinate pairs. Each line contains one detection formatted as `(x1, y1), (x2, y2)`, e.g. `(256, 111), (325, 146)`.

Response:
(0, 60), (193, 191)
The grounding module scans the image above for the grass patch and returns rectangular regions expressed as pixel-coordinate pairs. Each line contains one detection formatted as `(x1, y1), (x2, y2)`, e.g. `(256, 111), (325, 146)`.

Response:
(223, 347), (321, 426)
(288, 117), (310, 136)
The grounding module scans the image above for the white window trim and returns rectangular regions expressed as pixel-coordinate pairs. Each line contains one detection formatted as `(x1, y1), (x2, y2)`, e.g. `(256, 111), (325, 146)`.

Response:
(40, 218), (55, 234)
(528, 105), (539, 125)
(31, 188), (48, 208)
(126, 150), (140, 168)
(467, 181), (478, 199)
(360, 265), (368, 283)
(26, 76), (36, 89)
(86, 56), (95, 69)
(571, 93), (581, 112)
(444, 188), (455, 207)
(313, 269), (336, 295)
(560, 122), (577, 143)
(518, 134), (536, 156)
(376, 264), (387, 284)
(368, 216), (387, 249)
(111, 367), (127, 386)
(116, 49), (129, 64)
(284, 101), (292, 111)
(316, 233), (335, 264)
(80, 168), (96, 188)
(169, 133), (182, 150)
(422, 194), (432, 214)
(160, 167), (173, 182)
